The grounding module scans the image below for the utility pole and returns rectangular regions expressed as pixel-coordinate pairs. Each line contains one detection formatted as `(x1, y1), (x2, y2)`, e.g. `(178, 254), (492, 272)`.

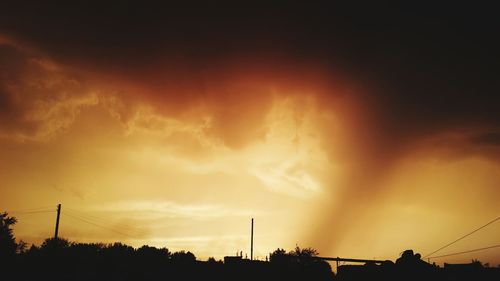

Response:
(54, 204), (61, 239)
(251, 218), (254, 261)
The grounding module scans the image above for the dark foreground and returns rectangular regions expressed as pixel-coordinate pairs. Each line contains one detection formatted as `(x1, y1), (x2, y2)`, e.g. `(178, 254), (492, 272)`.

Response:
(2, 240), (499, 281)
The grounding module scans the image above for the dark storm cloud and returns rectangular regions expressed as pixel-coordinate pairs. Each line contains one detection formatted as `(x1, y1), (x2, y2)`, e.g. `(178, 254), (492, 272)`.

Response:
(1, 2), (498, 144)
(0, 42), (97, 141)
(1, 1), (499, 186)
(473, 132), (500, 147)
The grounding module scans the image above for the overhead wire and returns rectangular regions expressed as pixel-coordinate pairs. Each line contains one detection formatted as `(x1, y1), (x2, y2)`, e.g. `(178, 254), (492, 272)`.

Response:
(64, 207), (138, 232)
(63, 211), (138, 239)
(428, 244), (500, 259)
(7, 206), (55, 214)
(6, 206), (138, 235)
(64, 209), (143, 236)
(10, 210), (55, 215)
(424, 216), (500, 258)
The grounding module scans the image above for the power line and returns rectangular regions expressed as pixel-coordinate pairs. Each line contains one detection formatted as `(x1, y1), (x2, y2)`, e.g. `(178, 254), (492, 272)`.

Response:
(424, 216), (500, 258)
(65, 210), (142, 236)
(7, 206), (54, 213)
(65, 207), (138, 232)
(65, 207), (110, 221)
(64, 212), (137, 239)
(64, 209), (143, 236)
(10, 210), (55, 215)
(428, 244), (500, 259)
(65, 212), (137, 239)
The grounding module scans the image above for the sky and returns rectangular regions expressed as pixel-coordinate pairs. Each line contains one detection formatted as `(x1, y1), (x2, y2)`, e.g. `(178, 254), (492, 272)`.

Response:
(1, 2), (499, 264)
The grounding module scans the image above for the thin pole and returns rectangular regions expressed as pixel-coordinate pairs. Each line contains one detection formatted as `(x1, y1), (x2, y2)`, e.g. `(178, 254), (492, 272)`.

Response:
(251, 218), (254, 260)
(54, 204), (61, 239)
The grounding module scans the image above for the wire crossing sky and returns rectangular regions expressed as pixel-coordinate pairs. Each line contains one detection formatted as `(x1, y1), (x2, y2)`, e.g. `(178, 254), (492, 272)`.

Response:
(425, 216), (500, 258)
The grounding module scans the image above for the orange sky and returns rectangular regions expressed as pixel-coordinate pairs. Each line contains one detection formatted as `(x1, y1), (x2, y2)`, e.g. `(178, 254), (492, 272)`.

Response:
(1, 4), (500, 265)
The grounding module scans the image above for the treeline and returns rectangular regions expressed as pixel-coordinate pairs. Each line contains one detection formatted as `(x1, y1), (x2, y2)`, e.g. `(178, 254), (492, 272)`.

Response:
(2, 212), (499, 281)
(1, 212), (333, 281)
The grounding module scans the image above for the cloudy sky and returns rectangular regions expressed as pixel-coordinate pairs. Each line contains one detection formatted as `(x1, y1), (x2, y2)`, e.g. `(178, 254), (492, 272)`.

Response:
(1, 2), (499, 264)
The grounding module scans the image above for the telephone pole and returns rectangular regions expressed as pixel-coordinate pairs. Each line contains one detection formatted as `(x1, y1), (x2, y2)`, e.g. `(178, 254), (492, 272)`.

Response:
(251, 218), (254, 261)
(54, 204), (61, 239)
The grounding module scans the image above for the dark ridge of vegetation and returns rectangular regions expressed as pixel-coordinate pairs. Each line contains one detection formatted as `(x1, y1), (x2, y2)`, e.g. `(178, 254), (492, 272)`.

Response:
(1, 212), (499, 281)
(1, 212), (333, 281)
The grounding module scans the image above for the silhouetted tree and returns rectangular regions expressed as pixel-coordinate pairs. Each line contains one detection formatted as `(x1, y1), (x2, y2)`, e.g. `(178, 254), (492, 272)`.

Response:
(26, 244), (40, 255)
(269, 246), (333, 281)
(270, 248), (287, 263)
(270, 245), (320, 264)
(171, 250), (196, 264)
(0, 212), (18, 260)
(16, 240), (27, 254)
(472, 259), (484, 267)
(40, 237), (71, 251)
(137, 245), (170, 259)
(290, 245), (319, 257)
